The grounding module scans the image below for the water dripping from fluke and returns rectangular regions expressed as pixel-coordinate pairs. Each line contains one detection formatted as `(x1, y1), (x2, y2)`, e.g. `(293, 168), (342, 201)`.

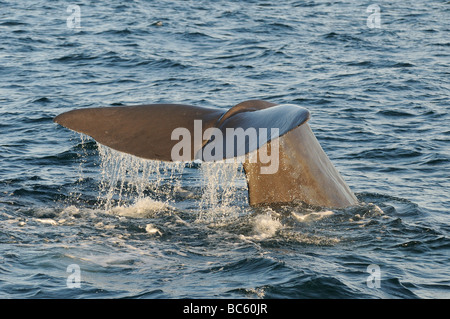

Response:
(75, 141), (250, 225)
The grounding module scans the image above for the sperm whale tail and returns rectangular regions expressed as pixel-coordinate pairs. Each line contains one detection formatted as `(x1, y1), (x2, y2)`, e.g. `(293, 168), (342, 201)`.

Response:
(54, 100), (357, 208)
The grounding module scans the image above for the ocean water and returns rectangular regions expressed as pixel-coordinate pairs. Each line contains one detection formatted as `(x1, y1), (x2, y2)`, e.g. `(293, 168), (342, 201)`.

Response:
(0, 0), (449, 299)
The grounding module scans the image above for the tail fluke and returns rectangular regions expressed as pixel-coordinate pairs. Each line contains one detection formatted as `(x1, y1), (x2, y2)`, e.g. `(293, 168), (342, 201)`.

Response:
(54, 100), (356, 208)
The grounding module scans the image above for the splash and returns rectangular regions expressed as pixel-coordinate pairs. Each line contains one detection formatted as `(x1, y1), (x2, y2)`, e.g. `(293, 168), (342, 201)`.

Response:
(67, 133), (95, 203)
(110, 197), (171, 218)
(197, 159), (248, 224)
(249, 211), (283, 240)
(89, 142), (249, 223)
(96, 144), (185, 212)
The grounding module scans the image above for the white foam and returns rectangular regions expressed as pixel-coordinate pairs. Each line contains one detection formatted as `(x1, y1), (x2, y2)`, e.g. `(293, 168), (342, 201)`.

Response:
(239, 210), (283, 241)
(110, 197), (170, 218)
(145, 224), (162, 236)
(370, 204), (384, 215)
(291, 210), (334, 222)
(94, 221), (116, 230)
(34, 218), (58, 226)
(62, 205), (80, 215)
(245, 287), (266, 298)
(251, 213), (282, 240)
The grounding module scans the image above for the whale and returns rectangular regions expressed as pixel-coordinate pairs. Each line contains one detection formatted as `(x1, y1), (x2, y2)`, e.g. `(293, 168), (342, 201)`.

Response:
(54, 100), (358, 208)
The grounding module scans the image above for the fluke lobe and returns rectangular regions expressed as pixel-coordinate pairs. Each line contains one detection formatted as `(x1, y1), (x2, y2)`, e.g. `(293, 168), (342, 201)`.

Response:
(54, 100), (358, 208)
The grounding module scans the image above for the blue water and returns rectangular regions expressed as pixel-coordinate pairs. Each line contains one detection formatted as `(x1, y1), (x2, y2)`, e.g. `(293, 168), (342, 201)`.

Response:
(1, 0), (449, 299)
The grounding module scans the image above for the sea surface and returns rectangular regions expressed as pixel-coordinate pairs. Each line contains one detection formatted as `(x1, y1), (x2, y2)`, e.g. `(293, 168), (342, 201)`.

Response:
(0, 0), (449, 299)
